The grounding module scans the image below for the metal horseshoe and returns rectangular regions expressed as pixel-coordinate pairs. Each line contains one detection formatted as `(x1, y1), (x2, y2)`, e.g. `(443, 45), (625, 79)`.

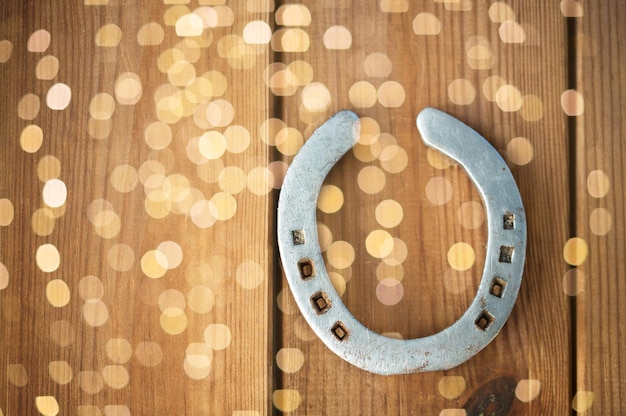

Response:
(277, 108), (527, 374)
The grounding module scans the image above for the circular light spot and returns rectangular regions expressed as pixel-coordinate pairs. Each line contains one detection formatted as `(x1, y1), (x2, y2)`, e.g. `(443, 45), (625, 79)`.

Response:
(210, 192), (237, 220)
(77, 370), (104, 394)
(376, 278), (404, 305)
(380, 0), (409, 12)
(101, 365), (129, 389)
(35, 55), (59, 80)
(7, 364), (28, 387)
(236, 260), (265, 289)
(448, 79), (476, 105)
(317, 185), (344, 214)
(438, 376), (467, 399)
(160, 307), (188, 335)
(561, 89), (584, 116)
(563, 237), (588, 266)
(323, 25), (352, 49)
(247, 166), (274, 196)
(206, 99), (234, 127)
(36, 244), (60, 272)
(363, 52), (392, 78)
(275, 4), (311, 26)
(589, 207), (612, 236)
(48, 361), (72, 385)
(168, 60), (196, 86)
(301, 82), (331, 112)
(0, 199), (14, 227)
(156, 240), (183, 270)
(378, 81), (405, 108)
(507, 137), (534, 165)
(426, 148), (454, 169)
(32, 208), (55, 236)
(482, 75), (507, 102)
(499, 21), (526, 43)
(0, 262), (8, 290)
(135, 342), (163, 367)
(349, 81), (377, 108)
(317, 222), (333, 252)
(82, 300), (109, 327)
(198, 131), (227, 160)
(218, 166), (246, 194)
(95, 23), (122, 47)
(379, 145), (408, 173)
(36, 156), (60, 183)
(376, 262), (404, 282)
(224, 125), (251, 154)
(46, 279), (70, 307)
(276, 127), (304, 156)
(329, 272), (347, 296)
(357, 166), (386, 194)
(137, 22), (165, 45)
(561, 0), (584, 17)
(586, 170), (609, 198)
(106, 338), (132, 364)
(204, 323), (232, 350)
(520, 95), (544, 121)
(141, 250), (168, 278)
(0, 39), (13, 62)
(515, 379), (541, 402)
(190, 199), (218, 228)
(110, 164), (138, 193)
(106, 243), (135, 272)
(366, 230), (395, 258)
(272, 390), (302, 413)
(563, 269), (585, 296)
(495, 84), (523, 112)
(375, 199), (403, 228)
(572, 391), (595, 412)
(46, 83), (72, 110)
(287, 60), (314, 86)
(89, 92), (115, 120)
(326, 241), (355, 269)
(18, 93), (41, 120)
(35, 396), (59, 416)
(187, 285), (215, 314)
(425, 176), (453, 205)
(488, 2), (516, 22)
(20, 125), (44, 153)
(114, 72), (142, 105)
(42, 179), (67, 208)
(88, 117), (113, 139)
(457, 200), (485, 229)
(78, 275), (104, 301)
(143, 122), (172, 151)
(412, 12), (441, 35)
(28, 29), (51, 52)
(243, 20), (272, 44)
(176, 13), (204, 37)
(383, 238), (408, 266)
(276, 348), (304, 373)
(273, 28), (310, 52)
(447, 242), (476, 271)
(358, 117), (380, 145)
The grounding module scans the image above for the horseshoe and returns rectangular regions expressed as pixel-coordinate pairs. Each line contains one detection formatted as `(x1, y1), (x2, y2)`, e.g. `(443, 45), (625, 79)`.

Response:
(277, 108), (526, 374)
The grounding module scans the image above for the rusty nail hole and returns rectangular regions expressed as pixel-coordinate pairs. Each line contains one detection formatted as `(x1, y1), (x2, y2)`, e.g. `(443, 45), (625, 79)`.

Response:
(297, 258), (315, 279)
(292, 229), (305, 245)
(490, 276), (507, 298)
(499, 246), (514, 263)
(503, 212), (515, 230)
(475, 310), (495, 331)
(331, 321), (349, 341)
(310, 291), (331, 314)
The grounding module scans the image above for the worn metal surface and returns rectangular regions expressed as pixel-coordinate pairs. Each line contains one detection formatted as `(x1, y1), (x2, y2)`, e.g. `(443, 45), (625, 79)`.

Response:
(277, 108), (527, 374)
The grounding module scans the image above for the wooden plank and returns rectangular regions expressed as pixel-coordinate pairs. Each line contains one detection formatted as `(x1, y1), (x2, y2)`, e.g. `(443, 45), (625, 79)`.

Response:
(575, 1), (626, 413)
(273, 1), (571, 414)
(0, 1), (272, 414)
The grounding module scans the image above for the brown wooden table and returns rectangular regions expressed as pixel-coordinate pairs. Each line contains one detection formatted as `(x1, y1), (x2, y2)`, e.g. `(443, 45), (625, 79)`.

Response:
(0, 1), (623, 414)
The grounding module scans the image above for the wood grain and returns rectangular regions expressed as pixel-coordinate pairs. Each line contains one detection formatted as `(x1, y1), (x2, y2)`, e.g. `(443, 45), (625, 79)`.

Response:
(274, 1), (571, 414)
(576, 1), (626, 413)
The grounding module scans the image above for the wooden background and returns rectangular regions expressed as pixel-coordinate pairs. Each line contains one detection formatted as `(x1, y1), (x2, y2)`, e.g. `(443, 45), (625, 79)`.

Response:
(0, 0), (623, 415)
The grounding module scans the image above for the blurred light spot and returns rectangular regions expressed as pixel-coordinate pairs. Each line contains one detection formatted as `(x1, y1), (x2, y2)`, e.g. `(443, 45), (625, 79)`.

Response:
(376, 262), (404, 282)
(276, 348), (304, 373)
(366, 229), (394, 258)
(520, 94), (544, 121)
(563, 269), (585, 296)
(488, 2), (516, 22)
(141, 250), (168, 278)
(294, 316), (316, 341)
(77, 370), (104, 394)
(317, 185), (344, 214)
(457, 200), (485, 229)
(376, 278), (404, 305)
(317, 222), (333, 252)
(135, 341), (163, 367)
(35, 396), (59, 416)
(272, 390), (302, 413)
(572, 391), (595, 412)
(88, 118), (113, 139)
(247, 166), (274, 195)
(375, 199), (403, 228)
(323, 25), (352, 50)
(427, 148), (454, 169)
(382, 237), (408, 266)
(438, 376), (467, 399)
(176, 13), (204, 36)
(426, 176), (453, 205)
(48, 361), (72, 385)
(46, 83), (72, 110)
(36, 243), (60, 272)
(272, 28), (310, 52)
(137, 22), (165, 45)
(107, 243), (135, 272)
(46, 279), (70, 307)
(206, 99), (234, 127)
(357, 166), (386, 194)
(0, 262), (8, 290)
(32, 208), (55, 236)
(444, 0), (472, 11)
(157, 240), (183, 269)
(586, 170), (609, 198)
(329, 271), (346, 296)
(106, 338), (132, 364)
(18, 93), (41, 120)
(243, 20), (271, 44)
(236, 260), (265, 289)
(378, 81), (405, 107)
(20, 125), (44, 153)
(412, 12), (441, 35)
(224, 125), (251, 154)
(114, 72), (142, 105)
(188, 286), (215, 314)
(507, 137), (534, 165)
(439, 410), (467, 416)
(482, 75), (507, 102)
(499, 21), (526, 43)
(379, 145), (408, 173)
(589, 207), (612, 236)
(301, 82), (331, 112)
(560, 0), (583, 17)
(380, 0), (408, 12)
(276, 127), (304, 156)
(288, 60), (314, 86)
(89, 93), (116, 120)
(211, 192), (237, 220)
(95, 23), (122, 47)
(7, 364), (28, 386)
(190, 199), (218, 228)
(110, 164), (138, 193)
(515, 379), (541, 402)
(349, 81), (377, 108)
(495, 84), (523, 112)
(82, 300), (109, 327)
(275, 4), (311, 26)
(561, 89), (584, 116)
(28, 30), (51, 53)
(78, 275), (104, 302)
(42, 179), (67, 208)
(0, 40), (13, 62)
(448, 79), (476, 105)
(357, 117), (380, 145)
(160, 307), (188, 334)
(326, 241), (355, 269)
(101, 365), (129, 389)
(364, 52), (392, 78)
(0, 199), (14, 227)
(35, 55), (59, 80)
(204, 323), (231, 350)
(563, 237), (588, 266)
(447, 242), (476, 271)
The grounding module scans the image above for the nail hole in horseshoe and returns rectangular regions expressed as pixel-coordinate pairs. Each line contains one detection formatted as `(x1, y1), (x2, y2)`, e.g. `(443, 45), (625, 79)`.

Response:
(489, 276), (507, 298)
(475, 310), (495, 331)
(332, 321), (350, 341)
(298, 258), (315, 279)
(311, 291), (332, 314)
